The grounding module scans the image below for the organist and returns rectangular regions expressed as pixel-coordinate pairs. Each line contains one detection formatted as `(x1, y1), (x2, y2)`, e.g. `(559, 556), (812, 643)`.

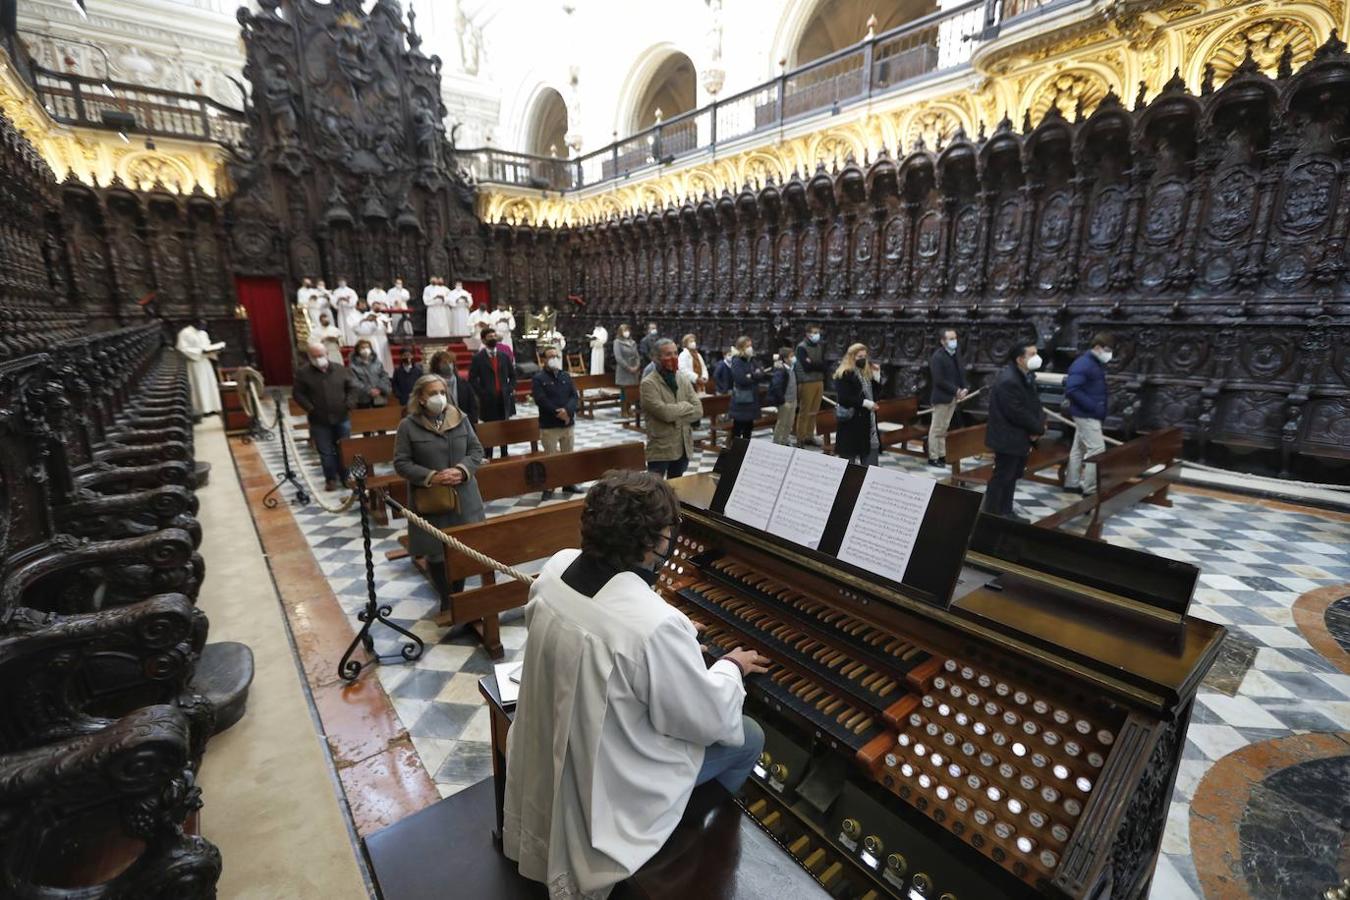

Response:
(503, 470), (770, 898)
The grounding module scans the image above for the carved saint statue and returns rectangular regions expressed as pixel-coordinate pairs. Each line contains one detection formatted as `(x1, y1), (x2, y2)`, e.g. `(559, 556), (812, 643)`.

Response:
(262, 63), (298, 143)
(413, 101), (441, 167)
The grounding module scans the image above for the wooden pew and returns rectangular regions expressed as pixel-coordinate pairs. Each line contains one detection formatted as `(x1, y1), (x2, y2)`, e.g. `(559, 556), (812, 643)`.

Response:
(1035, 427), (1182, 540)
(814, 397), (918, 454)
(339, 417), (544, 524)
(287, 400), (403, 436)
(573, 372), (621, 418)
(692, 394), (732, 450)
(946, 423), (1072, 488)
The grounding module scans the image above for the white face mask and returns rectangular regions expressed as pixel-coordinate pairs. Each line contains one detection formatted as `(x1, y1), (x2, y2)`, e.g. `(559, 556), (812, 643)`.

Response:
(546, 357), (562, 370)
(312, 356), (329, 370)
(946, 339), (958, 352)
(359, 348), (372, 359)
(1095, 348), (1113, 364)
(743, 346), (754, 357)
(685, 342), (697, 351)
(1026, 354), (1043, 372)
(425, 393), (448, 414)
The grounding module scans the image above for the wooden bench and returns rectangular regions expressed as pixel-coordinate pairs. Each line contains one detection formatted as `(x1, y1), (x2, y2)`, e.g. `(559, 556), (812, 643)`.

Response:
(946, 423), (1072, 488)
(288, 400), (404, 436)
(1035, 428), (1182, 540)
(815, 396), (919, 454)
(573, 372), (621, 418)
(339, 417), (543, 524)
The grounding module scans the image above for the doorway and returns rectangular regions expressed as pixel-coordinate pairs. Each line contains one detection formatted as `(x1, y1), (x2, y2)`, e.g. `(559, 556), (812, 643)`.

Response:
(234, 276), (294, 386)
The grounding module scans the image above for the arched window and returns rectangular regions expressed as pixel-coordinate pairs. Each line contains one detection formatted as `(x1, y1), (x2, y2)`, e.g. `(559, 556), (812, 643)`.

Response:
(792, 0), (936, 67)
(526, 88), (569, 157)
(629, 52), (696, 135)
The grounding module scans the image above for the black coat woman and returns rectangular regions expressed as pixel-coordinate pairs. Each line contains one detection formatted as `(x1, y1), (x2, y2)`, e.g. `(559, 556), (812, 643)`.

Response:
(833, 342), (882, 467)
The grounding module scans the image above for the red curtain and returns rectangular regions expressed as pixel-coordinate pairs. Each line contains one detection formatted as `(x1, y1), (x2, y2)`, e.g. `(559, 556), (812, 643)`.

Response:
(463, 279), (490, 310)
(234, 276), (294, 386)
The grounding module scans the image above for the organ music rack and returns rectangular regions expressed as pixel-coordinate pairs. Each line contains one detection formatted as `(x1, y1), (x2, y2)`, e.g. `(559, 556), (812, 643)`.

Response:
(657, 445), (1223, 900)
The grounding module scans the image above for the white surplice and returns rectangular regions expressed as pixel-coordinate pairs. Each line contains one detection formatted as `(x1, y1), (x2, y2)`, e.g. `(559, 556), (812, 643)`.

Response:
(503, 550), (747, 899)
(423, 285), (451, 338)
(331, 286), (359, 345)
(305, 290), (334, 330)
(312, 323), (344, 366)
(588, 326), (608, 375)
(446, 286), (473, 337)
(175, 325), (223, 415)
(494, 309), (516, 349)
(466, 307), (494, 351)
(385, 285), (410, 310)
(354, 312), (393, 372)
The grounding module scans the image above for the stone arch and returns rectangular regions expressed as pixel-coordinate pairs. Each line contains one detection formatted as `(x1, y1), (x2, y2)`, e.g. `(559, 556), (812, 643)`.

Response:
(772, 0), (939, 70)
(524, 86), (570, 157)
(1022, 65), (1122, 125)
(615, 44), (699, 137)
(1190, 12), (1329, 89)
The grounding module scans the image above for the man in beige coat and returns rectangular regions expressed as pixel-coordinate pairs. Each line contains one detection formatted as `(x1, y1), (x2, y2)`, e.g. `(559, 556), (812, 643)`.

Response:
(640, 338), (703, 479)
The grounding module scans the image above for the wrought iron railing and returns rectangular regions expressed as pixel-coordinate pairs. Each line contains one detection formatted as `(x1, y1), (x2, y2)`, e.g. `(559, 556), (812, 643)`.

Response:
(29, 66), (247, 147)
(458, 0), (1078, 194)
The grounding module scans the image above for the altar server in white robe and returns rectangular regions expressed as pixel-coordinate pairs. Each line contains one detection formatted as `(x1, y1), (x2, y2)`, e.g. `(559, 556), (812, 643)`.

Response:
(366, 282), (387, 314)
(446, 279), (473, 337)
(353, 300), (393, 372)
(305, 280), (334, 330)
(423, 278), (451, 338)
(466, 303), (494, 352)
(504, 471), (768, 898)
(296, 277), (315, 313)
(312, 312), (344, 366)
(493, 302), (517, 351)
(386, 277), (410, 311)
(332, 279), (359, 346)
(587, 325), (608, 376)
(175, 321), (223, 416)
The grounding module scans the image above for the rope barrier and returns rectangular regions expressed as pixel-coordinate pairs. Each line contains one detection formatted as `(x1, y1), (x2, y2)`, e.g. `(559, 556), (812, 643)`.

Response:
(379, 492), (537, 585)
(277, 412), (359, 513)
(246, 380), (279, 430)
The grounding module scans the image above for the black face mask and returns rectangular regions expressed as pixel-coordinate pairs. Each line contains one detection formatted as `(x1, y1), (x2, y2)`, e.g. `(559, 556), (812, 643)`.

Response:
(485, 338), (498, 348)
(648, 520), (681, 571)
(855, 357), (867, 369)
(436, 365), (455, 378)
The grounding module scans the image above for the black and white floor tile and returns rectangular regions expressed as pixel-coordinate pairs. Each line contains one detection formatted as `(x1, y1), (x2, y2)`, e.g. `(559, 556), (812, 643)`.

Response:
(254, 401), (1350, 899)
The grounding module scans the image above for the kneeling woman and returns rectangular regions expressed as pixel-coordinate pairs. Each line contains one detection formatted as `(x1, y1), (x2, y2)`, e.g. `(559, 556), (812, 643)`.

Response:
(503, 469), (769, 897)
(393, 374), (486, 610)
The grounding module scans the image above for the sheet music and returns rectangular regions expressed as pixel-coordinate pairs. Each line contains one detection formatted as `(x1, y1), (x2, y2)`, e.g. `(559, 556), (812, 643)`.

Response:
(722, 439), (794, 531)
(766, 451), (848, 550)
(837, 466), (936, 586)
(495, 661), (524, 706)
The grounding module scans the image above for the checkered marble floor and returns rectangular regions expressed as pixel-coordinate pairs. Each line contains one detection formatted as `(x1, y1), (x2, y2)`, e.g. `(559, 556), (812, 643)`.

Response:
(253, 402), (1350, 899)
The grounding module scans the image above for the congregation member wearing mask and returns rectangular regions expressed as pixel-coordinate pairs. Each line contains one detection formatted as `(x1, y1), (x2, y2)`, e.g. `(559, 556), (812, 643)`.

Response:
(834, 343), (883, 467)
(428, 349), (478, 424)
(983, 342), (1047, 520)
(1063, 332), (1116, 496)
(469, 327), (517, 458)
(641, 339), (703, 479)
(768, 346), (798, 447)
(612, 324), (641, 415)
(292, 342), (360, 491)
(794, 325), (828, 446)
(532, 346), (582, 500)
(712, 346), (735, 395)
(677, 333), (708, 394)
(393, 374), (486, 612)
(391, 348), (423, 407)
(637, 321), (663, 363)
(728, 336), (771, 442)
(349, 338), (393, 408)
(927, 328), (969, 468)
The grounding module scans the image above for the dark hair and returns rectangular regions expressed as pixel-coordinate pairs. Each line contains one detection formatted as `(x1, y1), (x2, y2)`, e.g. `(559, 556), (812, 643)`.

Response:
(940, 327), (957, 341)
(1090, 332), (1116, 350)
(1009, 342), (1036, 363)
(778, 345), (793, 358)
(580, 470), (679, 572)
(429, 350), (457, 374)
(480, 327), (495, 341)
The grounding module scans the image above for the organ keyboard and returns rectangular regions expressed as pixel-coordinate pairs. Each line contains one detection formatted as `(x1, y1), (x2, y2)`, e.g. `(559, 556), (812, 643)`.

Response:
(659, 468), (1223, 900)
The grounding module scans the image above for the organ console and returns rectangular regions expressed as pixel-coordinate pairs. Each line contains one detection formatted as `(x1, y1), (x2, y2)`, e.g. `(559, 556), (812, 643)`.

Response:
(655, 443), (1223, 900)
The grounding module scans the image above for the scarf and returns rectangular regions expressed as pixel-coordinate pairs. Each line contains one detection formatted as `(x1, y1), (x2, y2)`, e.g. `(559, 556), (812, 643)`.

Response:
(416, 403), (463, 434)
(660, 369), (679, 395)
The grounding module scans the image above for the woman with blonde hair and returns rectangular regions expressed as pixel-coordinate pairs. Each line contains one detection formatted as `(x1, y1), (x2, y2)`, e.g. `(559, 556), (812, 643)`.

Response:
(677, 333), (708, 393)
(833, 342), (882, 467)
(393, 374), (487, 611)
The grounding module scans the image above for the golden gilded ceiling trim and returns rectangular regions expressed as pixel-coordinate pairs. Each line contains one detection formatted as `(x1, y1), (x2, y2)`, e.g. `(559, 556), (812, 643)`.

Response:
(479, 0), (1346, 229)
(0, 54), (227, 197)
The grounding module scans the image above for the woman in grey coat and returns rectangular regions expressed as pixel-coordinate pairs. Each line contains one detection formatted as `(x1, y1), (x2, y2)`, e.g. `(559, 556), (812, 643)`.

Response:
(349, 338), (393, 407)
(612, 324), (641, 415)
(393, 373), (487, 610)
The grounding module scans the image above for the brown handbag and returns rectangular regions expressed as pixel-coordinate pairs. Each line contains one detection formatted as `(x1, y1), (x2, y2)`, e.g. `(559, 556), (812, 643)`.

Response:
(414, 483), (459, 514)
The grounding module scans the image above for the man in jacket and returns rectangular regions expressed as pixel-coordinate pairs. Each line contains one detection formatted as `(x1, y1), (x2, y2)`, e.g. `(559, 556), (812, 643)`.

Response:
(641, 339), (703, 478)
(928, 328), (968, 467)
(532, 346), (582, 499)
(292, 342), (362, 491)
(469, 327), (517, 458)
(793, 325), (828, 446)
(637, 322), (663, 364)
(983, 342), (1046, 520)
(1063, 332), (1115, 495)
(769, 346), (798, 446)
(391, 348), (423, 407)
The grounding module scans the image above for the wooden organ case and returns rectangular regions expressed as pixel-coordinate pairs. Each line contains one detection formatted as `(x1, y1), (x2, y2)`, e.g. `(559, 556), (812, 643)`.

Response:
(658, 448), (1223, 900)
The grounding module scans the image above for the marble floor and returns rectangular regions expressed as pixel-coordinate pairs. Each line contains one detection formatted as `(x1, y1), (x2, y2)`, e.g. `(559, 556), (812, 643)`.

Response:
(248, 402), (1350, 899)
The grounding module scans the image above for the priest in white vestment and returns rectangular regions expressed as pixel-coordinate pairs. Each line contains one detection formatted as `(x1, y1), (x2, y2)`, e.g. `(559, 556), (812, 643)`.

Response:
(587, 325), (608, 376)
(386, 277), (410, 310)
(423, 278), (451, 338)
(503, 471), (768, 899)
(332, 279), (359, 346)
(175, 322), (224, 416)
(446, 279), (473, 337)
(305, 280), (334, 330)
(466, 304), (494, 351)
(493, 302), (517, 351)
(295, 277), (315, 314)
(312, 313), (344, 366)
(366, 283), (387, 313)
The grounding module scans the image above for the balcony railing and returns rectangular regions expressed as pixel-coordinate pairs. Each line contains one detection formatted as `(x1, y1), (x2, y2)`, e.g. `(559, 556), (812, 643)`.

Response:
(458, 0), (1079, 195)
(29, 66), (246, 147)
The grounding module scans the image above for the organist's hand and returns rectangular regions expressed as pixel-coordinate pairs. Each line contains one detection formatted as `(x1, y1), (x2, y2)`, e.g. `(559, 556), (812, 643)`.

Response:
(724, 647), (771, 677)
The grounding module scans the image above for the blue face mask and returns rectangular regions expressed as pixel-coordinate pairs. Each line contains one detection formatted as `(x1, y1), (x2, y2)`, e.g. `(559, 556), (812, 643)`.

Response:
(808, 333), (821, 344)
(946, 339), (958, 352)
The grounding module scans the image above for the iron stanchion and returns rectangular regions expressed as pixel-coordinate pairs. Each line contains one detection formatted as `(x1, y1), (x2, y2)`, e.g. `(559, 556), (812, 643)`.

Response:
(261, 392), (309, 508)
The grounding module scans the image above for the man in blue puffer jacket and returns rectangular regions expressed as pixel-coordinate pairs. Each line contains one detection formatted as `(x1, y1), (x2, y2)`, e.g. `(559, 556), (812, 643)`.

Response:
(1063, 332), (1115, 495)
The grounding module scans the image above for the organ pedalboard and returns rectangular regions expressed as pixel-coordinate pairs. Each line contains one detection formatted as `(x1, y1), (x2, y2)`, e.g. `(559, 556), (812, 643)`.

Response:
(659, 473), (1224, 900)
